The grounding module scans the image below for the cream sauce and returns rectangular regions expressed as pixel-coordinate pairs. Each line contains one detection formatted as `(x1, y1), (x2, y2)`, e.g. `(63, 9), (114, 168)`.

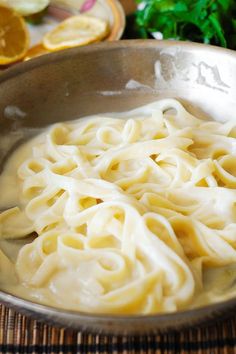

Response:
(1, 99), (236, 314)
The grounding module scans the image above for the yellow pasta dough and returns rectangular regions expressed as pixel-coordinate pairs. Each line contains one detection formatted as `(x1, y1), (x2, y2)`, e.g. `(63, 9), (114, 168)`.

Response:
(1, 98), (236, 314)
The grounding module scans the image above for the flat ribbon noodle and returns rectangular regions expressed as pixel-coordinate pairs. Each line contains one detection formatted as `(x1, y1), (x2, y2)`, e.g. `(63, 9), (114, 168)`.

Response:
(1, 98), (236, 313)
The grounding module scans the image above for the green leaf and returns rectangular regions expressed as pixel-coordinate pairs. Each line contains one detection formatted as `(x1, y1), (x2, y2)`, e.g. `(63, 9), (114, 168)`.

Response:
(134, 0), (236, 49)
(209, 12), (227, 47)
(217, 0), (232, 12)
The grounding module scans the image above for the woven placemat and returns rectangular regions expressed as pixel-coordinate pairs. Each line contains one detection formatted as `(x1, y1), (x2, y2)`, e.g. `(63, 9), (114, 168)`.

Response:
(1, 305), (236, 353)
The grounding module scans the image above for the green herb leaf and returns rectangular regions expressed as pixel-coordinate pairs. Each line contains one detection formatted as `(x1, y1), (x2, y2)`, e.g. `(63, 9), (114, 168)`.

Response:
(135, 0), (236, 49)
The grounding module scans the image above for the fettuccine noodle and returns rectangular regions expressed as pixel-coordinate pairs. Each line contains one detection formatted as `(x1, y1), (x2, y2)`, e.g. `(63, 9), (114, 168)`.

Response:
(1, 98), (236, 314)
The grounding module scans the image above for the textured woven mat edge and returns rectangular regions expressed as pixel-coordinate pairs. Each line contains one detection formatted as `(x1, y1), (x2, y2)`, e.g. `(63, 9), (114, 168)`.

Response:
(1, 305), (236, 353)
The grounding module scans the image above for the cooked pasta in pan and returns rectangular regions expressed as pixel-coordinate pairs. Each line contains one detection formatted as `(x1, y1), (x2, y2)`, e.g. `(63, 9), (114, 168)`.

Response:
(1, 99), (236, 314)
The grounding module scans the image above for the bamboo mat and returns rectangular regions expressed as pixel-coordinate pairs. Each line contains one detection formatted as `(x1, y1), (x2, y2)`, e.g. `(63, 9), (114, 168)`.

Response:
(1, 305), (236, 353)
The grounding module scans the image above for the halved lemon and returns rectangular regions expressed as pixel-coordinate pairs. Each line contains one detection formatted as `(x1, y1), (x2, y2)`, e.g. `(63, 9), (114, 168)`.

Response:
(43, 15), (109, 51)
(0, 6), (30, 65)
(0, 0), (50, 16)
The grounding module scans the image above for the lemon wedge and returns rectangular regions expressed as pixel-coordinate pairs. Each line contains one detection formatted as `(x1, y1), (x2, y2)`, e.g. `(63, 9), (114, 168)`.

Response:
(0, 0), (50, 16)
(43, 15), (109, 51)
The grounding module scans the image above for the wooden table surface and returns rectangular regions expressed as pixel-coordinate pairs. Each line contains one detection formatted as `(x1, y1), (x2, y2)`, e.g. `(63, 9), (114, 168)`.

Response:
(119, 0), (136, 15)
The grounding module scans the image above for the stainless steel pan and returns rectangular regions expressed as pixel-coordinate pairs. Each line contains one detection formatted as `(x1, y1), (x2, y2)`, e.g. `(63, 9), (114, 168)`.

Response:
(0, 40), (236, 334)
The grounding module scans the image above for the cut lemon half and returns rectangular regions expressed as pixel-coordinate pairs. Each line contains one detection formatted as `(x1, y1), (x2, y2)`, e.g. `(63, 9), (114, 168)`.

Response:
(0, 0), (50, 16)
(43, 15), (109, 51)
(0, 6), (29, 65)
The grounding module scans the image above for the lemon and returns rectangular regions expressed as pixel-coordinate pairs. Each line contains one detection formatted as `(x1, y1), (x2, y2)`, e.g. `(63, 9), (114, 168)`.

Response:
(0, 5), (29, 65)
(43, 15), (109, 51)
(24, 44), (49, 61)
(0, 0), (50, 16)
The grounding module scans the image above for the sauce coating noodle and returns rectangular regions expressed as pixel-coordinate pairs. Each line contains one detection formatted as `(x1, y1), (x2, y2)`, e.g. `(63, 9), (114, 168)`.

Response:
(1, 98), (236, 314)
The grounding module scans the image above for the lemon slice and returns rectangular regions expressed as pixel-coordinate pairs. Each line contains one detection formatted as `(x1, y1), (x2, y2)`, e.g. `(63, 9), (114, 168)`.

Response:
(0, 5), (29, 65)
(0, 0), (50, 16)
(24, 44), (49, 61)
(43, 15), (109, 51)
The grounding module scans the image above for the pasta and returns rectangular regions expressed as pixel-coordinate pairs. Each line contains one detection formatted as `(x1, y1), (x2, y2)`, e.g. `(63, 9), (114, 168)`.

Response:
(1, 98), (236, 314)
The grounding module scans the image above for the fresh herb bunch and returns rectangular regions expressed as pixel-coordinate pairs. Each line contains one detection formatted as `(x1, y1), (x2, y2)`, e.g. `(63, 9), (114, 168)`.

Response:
(135, 0), (236, 49)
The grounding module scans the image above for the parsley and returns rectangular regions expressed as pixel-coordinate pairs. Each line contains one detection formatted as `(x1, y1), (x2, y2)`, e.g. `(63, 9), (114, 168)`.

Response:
(135, 0), (236, 49)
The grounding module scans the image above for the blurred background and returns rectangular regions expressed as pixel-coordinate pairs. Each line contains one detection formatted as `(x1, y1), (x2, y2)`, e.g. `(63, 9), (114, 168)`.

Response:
(120, 0), (136, 15)
(0, 0), (236, 68)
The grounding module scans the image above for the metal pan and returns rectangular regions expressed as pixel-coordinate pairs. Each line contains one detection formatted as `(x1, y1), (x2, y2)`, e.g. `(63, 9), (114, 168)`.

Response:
(0, 40), (236, 334)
